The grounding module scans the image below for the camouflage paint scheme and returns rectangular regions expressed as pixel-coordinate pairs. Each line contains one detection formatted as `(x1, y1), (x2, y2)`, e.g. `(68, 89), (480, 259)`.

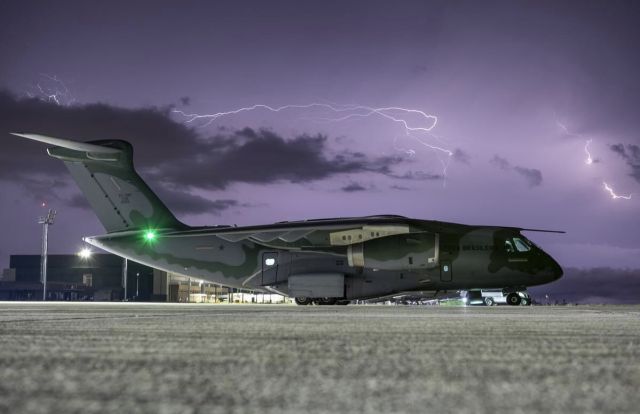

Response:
(15, 134), (564, 301)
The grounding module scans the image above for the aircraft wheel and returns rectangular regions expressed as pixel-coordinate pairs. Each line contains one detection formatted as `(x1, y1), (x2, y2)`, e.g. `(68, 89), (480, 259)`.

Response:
(521, 298), (531, 306)
(506, 293), (521, 306)
(484, 297), (495, 306)
(316, 297), (337, 305)
(295, 297), (312, 306)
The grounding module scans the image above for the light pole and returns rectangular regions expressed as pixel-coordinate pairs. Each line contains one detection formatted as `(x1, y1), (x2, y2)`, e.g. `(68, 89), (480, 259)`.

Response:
(136, 272), (140, 299)
(122, 258), (128, 301)
(38, 209), (56, 301)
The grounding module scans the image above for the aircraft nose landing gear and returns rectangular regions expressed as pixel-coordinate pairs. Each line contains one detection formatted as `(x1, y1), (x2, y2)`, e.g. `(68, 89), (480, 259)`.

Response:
(506, 292), (522, 306)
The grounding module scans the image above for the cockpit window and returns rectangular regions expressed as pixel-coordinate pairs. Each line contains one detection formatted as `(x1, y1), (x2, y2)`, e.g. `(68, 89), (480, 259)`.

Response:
(513, 238), (531, 252)
(504, 240), (515, 253)
(504, 237), (532, 253)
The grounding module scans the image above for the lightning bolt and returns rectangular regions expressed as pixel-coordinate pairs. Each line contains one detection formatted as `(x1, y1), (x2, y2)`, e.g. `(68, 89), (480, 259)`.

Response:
(555, 117), (632, 202)
(172, 103), (452, 182)
(584, 139), (594, 165)
(26, 74), (76, 106)
(603, 182), (631, 200)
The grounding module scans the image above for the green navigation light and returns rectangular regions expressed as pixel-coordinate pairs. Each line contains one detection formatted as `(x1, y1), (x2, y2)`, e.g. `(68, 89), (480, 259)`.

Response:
(144, 230), (157, 242)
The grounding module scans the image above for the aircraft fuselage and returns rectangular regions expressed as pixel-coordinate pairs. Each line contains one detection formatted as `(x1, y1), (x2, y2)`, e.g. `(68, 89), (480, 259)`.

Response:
(85, 215), (563, 301)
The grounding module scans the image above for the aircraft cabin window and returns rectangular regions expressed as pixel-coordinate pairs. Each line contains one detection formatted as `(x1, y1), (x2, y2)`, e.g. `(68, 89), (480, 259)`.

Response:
(513, 238), (531, 252)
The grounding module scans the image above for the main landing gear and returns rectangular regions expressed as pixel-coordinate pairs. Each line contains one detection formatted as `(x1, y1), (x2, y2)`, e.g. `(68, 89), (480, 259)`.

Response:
(294, 297), (349, 306)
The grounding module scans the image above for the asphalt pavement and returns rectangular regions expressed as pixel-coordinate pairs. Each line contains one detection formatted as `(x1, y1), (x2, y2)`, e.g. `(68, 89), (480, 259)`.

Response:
(0, 303), (638, 414)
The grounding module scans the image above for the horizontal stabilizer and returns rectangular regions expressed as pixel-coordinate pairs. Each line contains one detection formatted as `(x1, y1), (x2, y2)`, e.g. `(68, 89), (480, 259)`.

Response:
(11, 133), (121, 154)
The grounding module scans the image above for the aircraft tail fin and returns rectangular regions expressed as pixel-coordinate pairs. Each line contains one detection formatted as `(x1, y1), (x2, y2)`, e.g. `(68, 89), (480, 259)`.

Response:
(12, 133), (185, 233)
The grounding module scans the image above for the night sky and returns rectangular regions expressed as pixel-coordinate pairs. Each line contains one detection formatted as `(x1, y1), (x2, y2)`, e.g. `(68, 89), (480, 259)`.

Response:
(1, 1), (639, 300)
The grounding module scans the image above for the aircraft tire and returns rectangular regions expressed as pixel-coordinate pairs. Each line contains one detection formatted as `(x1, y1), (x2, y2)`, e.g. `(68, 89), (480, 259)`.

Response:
(521, 298), (531, 306)
(295, 297), (312, 306)
(315, 297), (337, 305)
(484, 297), (495, 306)
(506, 292), (522, 306)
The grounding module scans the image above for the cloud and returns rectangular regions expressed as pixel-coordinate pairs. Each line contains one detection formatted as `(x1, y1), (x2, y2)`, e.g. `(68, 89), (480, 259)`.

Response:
(513, 166), (543, 187)
(65, 185), (237, 215)
(490, 155), (543, 187)
(452, 148), (470, 164)
(610, 143), (640, 184)
(0, 90), (412, 215)
(154, 127), (407, 190)
(389, 170), (443, 181)
(341, 182), (367, 192)
(0, 89), (199, 181)
(490, 155), (511, 170)
(153, 187), (240, 215)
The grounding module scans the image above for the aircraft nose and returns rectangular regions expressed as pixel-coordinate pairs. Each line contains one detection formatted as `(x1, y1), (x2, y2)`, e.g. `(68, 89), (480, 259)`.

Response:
(547, 257), (563, 281)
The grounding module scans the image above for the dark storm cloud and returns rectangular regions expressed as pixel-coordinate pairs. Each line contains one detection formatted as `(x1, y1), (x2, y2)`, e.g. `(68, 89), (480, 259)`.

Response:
(490, 155), (510, 170)
(452, 149), (470, 164)
(0, 91), (410, 211)
(67, 186), (237, 216)
(490, 155), (543, 187)
(389, 171), (443, 181)
(529, 268), (640, 304)
(152, 187), (240, 215)
(610, 143), (640, 184)
(513, 166), (543, 187)
(341, 183), (366, 192)
(0, 89), (199, 179)
(154, 127), (406, 190)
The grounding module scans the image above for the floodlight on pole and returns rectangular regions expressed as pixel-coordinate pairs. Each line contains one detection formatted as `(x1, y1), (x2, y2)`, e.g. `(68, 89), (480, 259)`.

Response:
(38, 209), (56, 301)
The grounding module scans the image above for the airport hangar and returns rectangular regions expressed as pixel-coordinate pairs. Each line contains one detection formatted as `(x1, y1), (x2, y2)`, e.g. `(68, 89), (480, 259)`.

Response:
(0, 253), (285, 303)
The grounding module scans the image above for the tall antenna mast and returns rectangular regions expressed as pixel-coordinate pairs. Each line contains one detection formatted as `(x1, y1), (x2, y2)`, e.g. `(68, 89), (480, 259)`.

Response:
(37, 209), (56, 301)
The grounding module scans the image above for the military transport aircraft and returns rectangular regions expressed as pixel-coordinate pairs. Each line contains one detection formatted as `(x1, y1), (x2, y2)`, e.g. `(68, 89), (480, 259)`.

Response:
(12, 133), (563, 305)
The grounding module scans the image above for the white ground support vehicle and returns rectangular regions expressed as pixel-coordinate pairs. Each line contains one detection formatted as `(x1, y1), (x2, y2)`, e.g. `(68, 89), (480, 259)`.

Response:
(462, 289), (531, 306)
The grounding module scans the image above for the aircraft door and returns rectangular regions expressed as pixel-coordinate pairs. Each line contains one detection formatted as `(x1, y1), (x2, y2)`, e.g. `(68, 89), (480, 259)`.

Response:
(440, 261), (452, 282)
(261, 252), (279, 285)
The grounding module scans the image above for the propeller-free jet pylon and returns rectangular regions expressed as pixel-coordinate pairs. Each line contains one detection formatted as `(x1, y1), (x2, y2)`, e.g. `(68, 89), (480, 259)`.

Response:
(12, 133), (563, 305)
